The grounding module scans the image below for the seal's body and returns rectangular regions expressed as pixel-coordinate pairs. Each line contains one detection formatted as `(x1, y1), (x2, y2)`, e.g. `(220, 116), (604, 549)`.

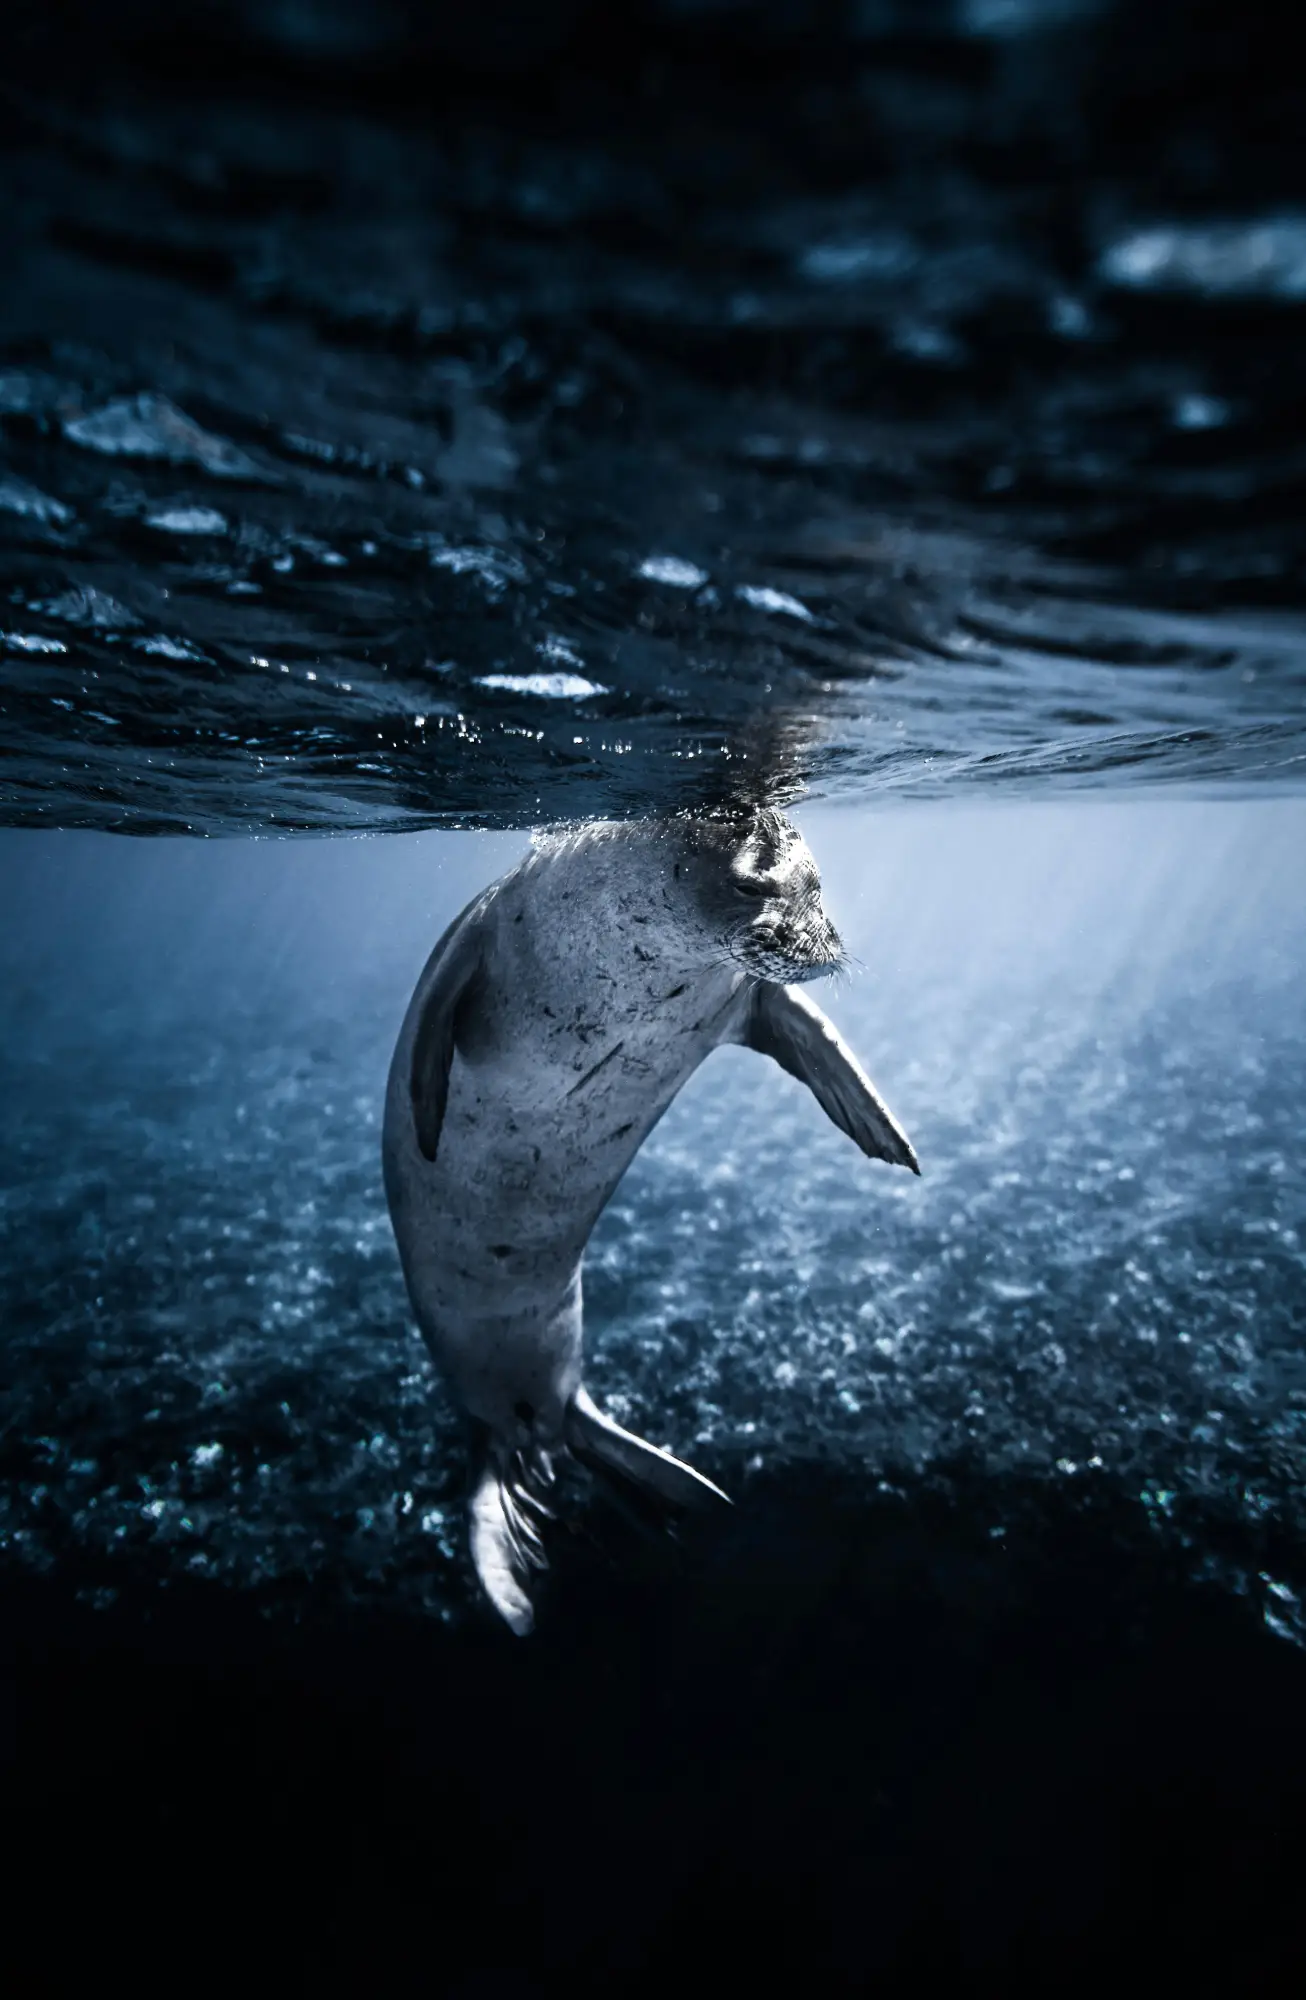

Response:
(383, 811), (917, 1632)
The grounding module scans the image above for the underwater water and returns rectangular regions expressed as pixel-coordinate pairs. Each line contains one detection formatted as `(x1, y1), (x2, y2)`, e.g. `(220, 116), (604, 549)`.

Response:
(3, 800), (1304, 1629)
(3, 0), (1305, 1982)
(4, 800), (1304, 1976)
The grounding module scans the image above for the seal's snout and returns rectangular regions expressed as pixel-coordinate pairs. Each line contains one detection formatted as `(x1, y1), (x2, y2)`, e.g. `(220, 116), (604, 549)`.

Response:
(818, 917), (846, 971)
(788, 906), (846, 981)
(731, 898), (845, 984)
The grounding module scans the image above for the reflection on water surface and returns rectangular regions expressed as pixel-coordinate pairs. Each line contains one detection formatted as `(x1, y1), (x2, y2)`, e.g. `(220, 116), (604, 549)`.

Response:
(4, 1), (1306, 828)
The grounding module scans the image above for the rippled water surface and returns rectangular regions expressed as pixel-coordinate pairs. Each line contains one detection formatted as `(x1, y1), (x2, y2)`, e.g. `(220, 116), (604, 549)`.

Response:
(4, 3), (1306, 829)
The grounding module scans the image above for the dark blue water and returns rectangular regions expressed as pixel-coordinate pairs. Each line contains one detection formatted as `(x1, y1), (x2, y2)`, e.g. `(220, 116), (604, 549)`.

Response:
(3, 803), (1303, 1638)
(4, 2), (1305, 1982)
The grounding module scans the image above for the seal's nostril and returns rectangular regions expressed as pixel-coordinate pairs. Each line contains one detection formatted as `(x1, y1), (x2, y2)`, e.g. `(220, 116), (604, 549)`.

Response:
(514, 1400), (535, 1426)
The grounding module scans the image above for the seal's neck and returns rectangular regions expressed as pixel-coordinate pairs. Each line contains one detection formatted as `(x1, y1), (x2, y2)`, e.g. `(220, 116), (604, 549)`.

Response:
(524, 821), (723, 979)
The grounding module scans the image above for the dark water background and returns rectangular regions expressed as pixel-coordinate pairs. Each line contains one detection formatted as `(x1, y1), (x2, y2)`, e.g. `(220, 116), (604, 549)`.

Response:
(3, 0), (1305, 1984)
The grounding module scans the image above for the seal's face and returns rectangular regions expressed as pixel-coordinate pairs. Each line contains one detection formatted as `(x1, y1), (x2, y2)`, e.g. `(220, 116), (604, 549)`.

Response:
(689, 808), (844, 984)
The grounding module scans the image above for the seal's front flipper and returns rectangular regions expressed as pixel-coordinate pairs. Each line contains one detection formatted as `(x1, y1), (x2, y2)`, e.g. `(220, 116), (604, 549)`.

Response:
(747, 983), (920, 1174)
(409, 919), (484, 1164)
(468, 1449), (550, 1637)
(565, 1386), (731, 1512)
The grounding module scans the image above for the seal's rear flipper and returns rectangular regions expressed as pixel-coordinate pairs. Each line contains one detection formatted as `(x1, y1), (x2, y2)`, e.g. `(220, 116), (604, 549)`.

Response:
(565, 1386), (732, 1513)
(468, 1449), (552, 1637)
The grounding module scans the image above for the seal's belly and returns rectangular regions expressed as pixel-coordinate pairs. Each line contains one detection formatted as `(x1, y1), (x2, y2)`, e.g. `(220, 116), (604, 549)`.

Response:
(387, 947), (751, 1341)
(405, 1020), (714, 1308)
(424, 1079), (659, 1284)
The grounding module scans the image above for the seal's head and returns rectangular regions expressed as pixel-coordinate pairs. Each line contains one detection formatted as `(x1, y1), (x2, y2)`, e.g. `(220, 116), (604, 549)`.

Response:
(685, 807), (845, 984)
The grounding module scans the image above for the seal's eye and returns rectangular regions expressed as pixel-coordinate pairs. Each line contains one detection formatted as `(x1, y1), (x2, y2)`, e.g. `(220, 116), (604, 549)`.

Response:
(733, 876), (770, 900)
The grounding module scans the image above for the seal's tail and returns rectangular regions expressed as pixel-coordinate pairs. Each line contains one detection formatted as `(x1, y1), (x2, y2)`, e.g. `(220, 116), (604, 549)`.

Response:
(565, 1385), (732, 1514)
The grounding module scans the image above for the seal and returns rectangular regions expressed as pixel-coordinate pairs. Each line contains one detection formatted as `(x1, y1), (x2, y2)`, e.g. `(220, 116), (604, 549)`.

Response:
(382, 808), (918, 1633)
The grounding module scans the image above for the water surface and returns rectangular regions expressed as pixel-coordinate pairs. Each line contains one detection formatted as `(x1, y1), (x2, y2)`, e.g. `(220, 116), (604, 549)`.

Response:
(4, 3), (1306, 830)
